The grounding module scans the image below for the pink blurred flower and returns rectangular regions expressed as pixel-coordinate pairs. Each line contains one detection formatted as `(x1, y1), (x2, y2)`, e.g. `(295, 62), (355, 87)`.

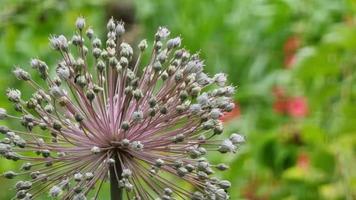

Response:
(284, 55), (297, 68)
(287, 97), (308, 118)
(284, 36), (300, 53)
(297, 152), (310, 169)
(283, 36), (300, 69)
(272, 86), (309, 118)
(273, 100), (288, 114)
(272, 86), (285, 98)
(272, 86), (288, 114)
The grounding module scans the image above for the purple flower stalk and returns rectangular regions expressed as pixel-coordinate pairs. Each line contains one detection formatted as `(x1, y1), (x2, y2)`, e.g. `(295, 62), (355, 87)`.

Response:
(0, 17), (243, 200)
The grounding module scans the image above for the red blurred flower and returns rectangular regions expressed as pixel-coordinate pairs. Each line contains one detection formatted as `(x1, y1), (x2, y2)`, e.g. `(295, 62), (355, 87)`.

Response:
(283, 36), (300, 69)
(287, 96), (308, 118)
(284, 36), (300, 54)
(272, 87), (308, 118)
(272, 86), (285, 98)
(284, 55), (296, 68)
(272, 86), (288, 114)
(273, 100), (288, 114)
(297, 152), (310, 170)
(220, 102), (240, 122)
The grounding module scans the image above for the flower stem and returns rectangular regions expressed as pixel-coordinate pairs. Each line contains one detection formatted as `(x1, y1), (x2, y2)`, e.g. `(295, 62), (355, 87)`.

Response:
(110, 153), (123, 200)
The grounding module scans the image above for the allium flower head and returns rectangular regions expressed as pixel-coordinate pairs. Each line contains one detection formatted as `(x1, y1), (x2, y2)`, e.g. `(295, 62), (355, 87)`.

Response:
(0, 17), (242, 200)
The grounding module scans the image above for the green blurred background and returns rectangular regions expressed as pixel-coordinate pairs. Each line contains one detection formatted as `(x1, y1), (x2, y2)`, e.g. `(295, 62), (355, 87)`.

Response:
(0, 0), (355, 199)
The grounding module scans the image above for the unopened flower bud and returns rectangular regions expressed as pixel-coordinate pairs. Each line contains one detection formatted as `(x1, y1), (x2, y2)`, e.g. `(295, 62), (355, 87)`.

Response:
(56, 66), (70, 80)
(86, 89), (95, 101)
(0, 108), (7, 120)
(13, 67), (31, 81)
(74, 113), (83, 122)
(4, 171), (17, 179)
(75, 17), (86, 30)
(177, 167), (188, 177)
(229, 133), (245, 144)
(167, 37), (181, 49)
(75, 75), (87, 88)
(132, 111), (143, 122)
(148, 108), (156, 117)
(50, 86), (64, 98)
(96, 60), (106, 72)
(92, 38), (102, 48)
(120, 43), (133, 58)
(91, 146), (100, 154)
(86, 28), (94, 39)
(85, 172), (94, 180)
(49, 185), (62, 197)
(6, 89), (21, 103)
(122, 169), (132, 178)
(72, 35), (83, 46)
(138, 39), (148, 51)
(115, 22), (125, 36)
(218, 180), (231, 189)
(213, 73), (227, 87)
(155, 27), (170, 41)
(210, 108), (222, 119)
(121, 121), (130, 131)
(71, 173), (82, 182)
(21, 162), (32, 171)
(107, 18), (116, 31)
(189, 104), (201, 114)
(160, 71), (169, 81)
(218, 139), (236, 153)
(216, 163), (229, 171)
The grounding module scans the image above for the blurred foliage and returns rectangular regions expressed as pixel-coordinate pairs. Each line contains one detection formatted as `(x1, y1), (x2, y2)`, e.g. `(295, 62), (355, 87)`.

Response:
(0, 0), (355, 199)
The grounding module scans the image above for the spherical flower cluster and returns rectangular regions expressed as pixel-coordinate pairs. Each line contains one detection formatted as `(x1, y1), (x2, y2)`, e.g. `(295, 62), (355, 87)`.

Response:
(0, 17), (243, 200)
